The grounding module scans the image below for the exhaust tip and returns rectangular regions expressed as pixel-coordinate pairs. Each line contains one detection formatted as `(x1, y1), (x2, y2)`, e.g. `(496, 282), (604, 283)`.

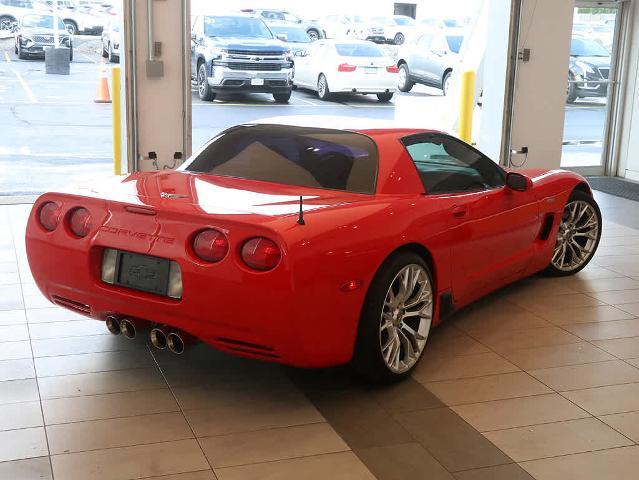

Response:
(120, 319), (136, 339)
(150, 328), (167, 350)
(105, 316), (121, 335)
(167, 332), (185, 355)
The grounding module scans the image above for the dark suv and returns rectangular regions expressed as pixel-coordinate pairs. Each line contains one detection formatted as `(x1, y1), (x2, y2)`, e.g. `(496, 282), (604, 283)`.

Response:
(191, 14), (294, 103)
(567, 35), (611, 103)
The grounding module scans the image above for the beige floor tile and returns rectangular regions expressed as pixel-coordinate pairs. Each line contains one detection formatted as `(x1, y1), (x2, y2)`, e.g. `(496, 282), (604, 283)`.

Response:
(413, 352), (519, 383)
(201, 423), (348, 468)
(499, 342), (614, 370)
(529, 360), (639, 391)
(51, 439), (210, 480)
(589, 289), (639, 305)
(600, 410), (639, 443)
(0, 324), (29, 341)
(137, 472), (216, 480)
(617, 303), (639, 317)
(215, 451), (376, 480)
(471, 327), (580, 353)
(31, 334), (138, 357)
(356, 443), (455, 480)
(485, 418), (632, 462)
(0, 401), (43, 431)
(0, 378), (40, 405)
(511, 293), (605, 311)
(0, 427), (48, 462)
(0, 358), (35, 381)
(568, 277), (639, 293)
(452, 394), (589, 432)
(563, 318), (639, 341)
(28, 320), (109, 339)
(534, 305), (635, 325)
(0, 340), (32, 361)
(564, 382), (639, 415)
(423, 331), (490, 357)
(592, 336), (639, 358)
(42, 388), (178, 424)
(452, 310), (551, 337)
(47, 412), (193, 454)
(425, 372), (552, 406)
(572, 266), (626, 280)
(34, 350), (155, 377)
(0, 457), (53, 480)
(185, 394), (323, 437)
(37, 367), (166, 399)
(453, 463), (535, 480)
(0, 309), (26, 326)
(521, 445), (639, 480)
(26, 307), (87, 323)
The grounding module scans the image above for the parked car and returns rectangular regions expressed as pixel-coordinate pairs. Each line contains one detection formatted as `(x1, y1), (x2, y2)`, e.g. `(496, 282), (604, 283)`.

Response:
(293, 39), (397, 102)
(318, 14), (351, 39)
(33, 0), (105, 34)
(0, 0), (34, 31)
(267, 22), (311, 55)
(25, 123), (602, 381)
(396, 28), (464, 95)
(590, 22), (614, 51)
(567, 35), (611, 103)
(417, 17), (465, 30)
(241, 8), (324, 41)
(14, 12), (72, 60)
(191, 14), (294, 103)
(348, 15), (386, 43)
(100, 16), (118, 62)
(370, 14), (416, 45)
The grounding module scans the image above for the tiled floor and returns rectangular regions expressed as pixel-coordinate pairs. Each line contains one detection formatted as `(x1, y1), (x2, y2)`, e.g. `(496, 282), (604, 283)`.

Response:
(1, 191), (639, 480)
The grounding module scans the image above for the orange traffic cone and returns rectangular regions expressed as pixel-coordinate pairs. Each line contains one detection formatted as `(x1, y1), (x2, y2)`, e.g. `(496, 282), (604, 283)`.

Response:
(94, 62), (111, 104)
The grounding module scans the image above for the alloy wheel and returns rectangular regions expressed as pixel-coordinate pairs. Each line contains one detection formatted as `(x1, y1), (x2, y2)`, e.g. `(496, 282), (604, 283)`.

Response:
(379, 264), (432, 373)
(318, 76), (327, 97)
(398, 67), (407, 89)
(551, 200), (599, 272)
(308, 30), (319, 41)
(198, 65), (207, 97)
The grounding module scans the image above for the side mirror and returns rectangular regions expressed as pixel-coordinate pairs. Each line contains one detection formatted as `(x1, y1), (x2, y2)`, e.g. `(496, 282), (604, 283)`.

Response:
(276, 33), (287, 41)
(506, 172), (532, 192)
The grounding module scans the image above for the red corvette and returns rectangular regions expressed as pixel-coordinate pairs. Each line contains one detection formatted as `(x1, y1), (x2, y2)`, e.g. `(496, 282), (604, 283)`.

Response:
(26, 125), (602, 381)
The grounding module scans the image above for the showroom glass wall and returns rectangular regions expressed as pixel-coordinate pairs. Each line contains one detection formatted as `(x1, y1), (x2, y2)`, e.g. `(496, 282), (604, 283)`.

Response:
(561, 1), (627, 176)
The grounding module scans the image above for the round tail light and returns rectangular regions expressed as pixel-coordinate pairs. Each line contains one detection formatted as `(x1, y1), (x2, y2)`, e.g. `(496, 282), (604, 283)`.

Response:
(193, 229), (228, 262)
(69, 208), (92, 238)
(241, 237), (281, 271)
(38, 202), (60, 231)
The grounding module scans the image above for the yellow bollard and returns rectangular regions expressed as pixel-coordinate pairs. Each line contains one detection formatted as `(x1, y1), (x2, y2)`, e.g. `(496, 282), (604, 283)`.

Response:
(458, 70), (476, 143)
(111, 66), (122, 175)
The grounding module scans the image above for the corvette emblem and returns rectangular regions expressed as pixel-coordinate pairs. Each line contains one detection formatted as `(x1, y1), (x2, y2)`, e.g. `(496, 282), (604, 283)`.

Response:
(160, 192), (187, 199)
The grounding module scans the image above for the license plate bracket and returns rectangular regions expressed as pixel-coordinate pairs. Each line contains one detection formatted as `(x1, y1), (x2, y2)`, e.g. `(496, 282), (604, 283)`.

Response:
(114, 251), (170, 296)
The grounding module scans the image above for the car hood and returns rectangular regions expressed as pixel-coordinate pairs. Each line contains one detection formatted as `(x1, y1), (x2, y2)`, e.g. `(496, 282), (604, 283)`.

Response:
(207, 37), (288, 52)
(571, 55), (610, 68)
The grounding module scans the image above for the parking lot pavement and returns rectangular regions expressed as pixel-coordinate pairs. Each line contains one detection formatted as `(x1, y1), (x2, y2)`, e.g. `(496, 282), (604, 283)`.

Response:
(0, 37), (609, 195)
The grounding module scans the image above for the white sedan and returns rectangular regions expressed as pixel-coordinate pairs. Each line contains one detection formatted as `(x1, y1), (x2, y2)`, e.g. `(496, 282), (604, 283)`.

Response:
(293, 40), (398, 102)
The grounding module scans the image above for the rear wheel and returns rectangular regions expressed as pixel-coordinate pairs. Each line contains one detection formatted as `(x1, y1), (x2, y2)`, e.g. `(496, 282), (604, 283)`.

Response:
(394, 32), (405, 45)
(397, 63), (414, 92)
(543, 190), (602, 276)
(197, 62), (216, 102)
(317, 74), (332, 101)
(353, 252), (434, 382)
(273, 91), (291, 104)
(64, 20), (78, 35)
(377, 92), (393, 102)
(442, 71), (452, 96)
(307, 28), (320, 41)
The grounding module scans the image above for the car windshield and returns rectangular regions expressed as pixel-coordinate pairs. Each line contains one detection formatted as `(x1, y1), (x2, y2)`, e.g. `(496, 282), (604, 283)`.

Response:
(335, 43), (384, 57)
(270, 25), (310, 43)
(446, 35), (463, 53)
(571, 37), (610, 57)
(443, 19), (463, 27)
(184, 125), (378, 194)
(22, 14), (65, 30)
(394, 17), (414, 26)
(203, 16), (273, 39)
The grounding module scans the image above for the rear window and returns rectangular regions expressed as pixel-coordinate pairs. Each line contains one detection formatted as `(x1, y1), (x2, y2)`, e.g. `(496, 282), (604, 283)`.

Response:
(335, 43), (384, 57)
(184, 125), (378, 194)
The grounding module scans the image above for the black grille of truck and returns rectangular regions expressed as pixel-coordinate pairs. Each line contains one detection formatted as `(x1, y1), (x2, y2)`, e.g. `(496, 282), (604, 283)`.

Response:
(227, 62), (282, 71)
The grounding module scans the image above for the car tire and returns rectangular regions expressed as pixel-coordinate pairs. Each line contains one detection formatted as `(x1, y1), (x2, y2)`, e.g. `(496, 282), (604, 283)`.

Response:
(307, 28), (320, 41)
(197, 62), (216, 102)
(17, 43), (26, 60)
(394, 32), (405, 45)
(543, 190), (602, 277)
(69, 46), (73, 62)
(108, 43), (115, 63)
(398, 63), (414, 92)
(567, 79), (578, 104)
(0, 15), (14, 32)
(377, 92), (393, 102)
(273, 91), (291, 104)
(442, 71), (452, 96)
(64, 21), (78, 35)
(317, 74), (332, 101)
(353, 251), (434, 383)
(102, 43), (108, 58)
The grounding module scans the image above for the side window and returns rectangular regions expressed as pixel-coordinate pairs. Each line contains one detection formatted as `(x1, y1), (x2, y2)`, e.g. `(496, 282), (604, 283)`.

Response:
(403, 135), (505, 194)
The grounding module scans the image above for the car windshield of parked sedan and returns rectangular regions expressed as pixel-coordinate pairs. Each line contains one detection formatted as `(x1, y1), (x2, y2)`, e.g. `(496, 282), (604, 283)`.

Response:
(394, 17), (414, 26)
(184, 125), (378, 194)
(335, 43), (384, 57)
(269, 25), (310, 43)
(571, 37), (610, 57)
(22, 14), (65, 30)
(203, 16), (273, 39)
(446, 35), (463, 53)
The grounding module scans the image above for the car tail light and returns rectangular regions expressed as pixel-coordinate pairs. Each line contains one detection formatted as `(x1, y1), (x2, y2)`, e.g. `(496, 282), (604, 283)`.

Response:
(241, 237), (281, 271)
(38, 202), (60, 231)
(386, 65), (399, 73)
(68, 207), (92, 238)
(193, 229), (228, 262)
(338, 63), (357, 72)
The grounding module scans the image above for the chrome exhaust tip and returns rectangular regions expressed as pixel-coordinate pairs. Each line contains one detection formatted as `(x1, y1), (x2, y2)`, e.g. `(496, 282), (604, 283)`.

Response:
(119, 318), (136, 339)
(105, 315), (121, 335)
(167, 332), (185, 355)
(150, 328), (167, 350)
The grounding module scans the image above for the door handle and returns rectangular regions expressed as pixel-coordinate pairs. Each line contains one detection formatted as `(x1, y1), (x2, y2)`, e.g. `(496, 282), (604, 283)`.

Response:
(451, 205), (468, 218)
